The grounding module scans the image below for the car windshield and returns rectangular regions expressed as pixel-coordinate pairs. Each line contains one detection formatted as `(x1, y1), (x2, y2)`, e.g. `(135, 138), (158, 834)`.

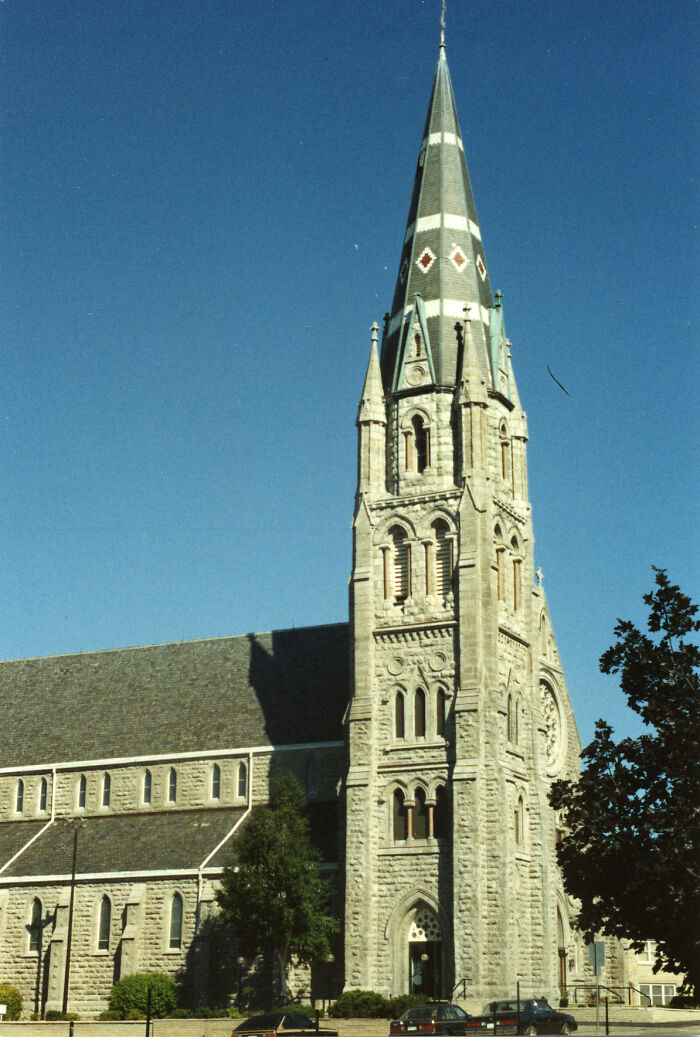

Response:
(484, 1002), (519, 1014)
(403, 1007), (433, 1021)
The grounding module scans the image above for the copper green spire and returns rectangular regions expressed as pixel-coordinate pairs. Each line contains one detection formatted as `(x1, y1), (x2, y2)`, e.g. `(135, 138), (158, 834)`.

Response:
(381, 37), (494, 391)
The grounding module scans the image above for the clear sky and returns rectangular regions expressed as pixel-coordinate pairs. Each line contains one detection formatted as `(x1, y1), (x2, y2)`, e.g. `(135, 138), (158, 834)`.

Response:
(2, 0), (698, 748)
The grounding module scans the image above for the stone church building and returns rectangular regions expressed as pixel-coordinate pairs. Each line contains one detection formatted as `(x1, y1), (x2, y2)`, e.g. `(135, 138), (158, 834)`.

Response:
(0, 35), (590, 1017)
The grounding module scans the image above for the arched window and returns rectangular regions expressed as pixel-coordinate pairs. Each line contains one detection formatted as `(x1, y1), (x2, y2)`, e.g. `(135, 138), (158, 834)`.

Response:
(143, 769), (152, 805)
(500, 424), (511, 481)
(98, 895), (111, 951)
(102, 773), (111, 808)
(515, 697), (520, 745)
(395, 691), (405, 739)
(414, 787), (429, 840)
(436, 688), (446, 738)
(434, 785), (449, 839)
(168, 768), (177, 803)
(169, 893), (183, 949)
(433, 520), (452, 596)
(413, 415), (430, 473)
(28, 897), (42, 951)
(237, 761), (247, 800)
(391, 526), (410, 603)
(514, 795), (524, 846)
(211, 763), (221, 800)
(511, 537), (521, 611)
(393, 788), (408, 841)
(495, 525), (505, 602)
(78, 774), (87, 809)
(38, 777), (48, 813)
(507, 694), (513, 743)
(414, 688), (426, 738)
(15, 779), (24, 814)
(306, 758), (319, 798)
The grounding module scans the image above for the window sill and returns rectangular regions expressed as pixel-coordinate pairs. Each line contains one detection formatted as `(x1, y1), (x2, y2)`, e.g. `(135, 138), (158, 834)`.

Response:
(380, 840), (445, 856)
(385, 740), (447, 753)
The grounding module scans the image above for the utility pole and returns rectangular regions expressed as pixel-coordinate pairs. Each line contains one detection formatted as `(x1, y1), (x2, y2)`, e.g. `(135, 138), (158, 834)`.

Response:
(62, 825), (79, 1016)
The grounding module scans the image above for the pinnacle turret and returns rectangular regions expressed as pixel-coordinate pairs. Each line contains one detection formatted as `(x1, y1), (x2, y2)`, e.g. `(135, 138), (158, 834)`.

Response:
(381, 41), (494, 393)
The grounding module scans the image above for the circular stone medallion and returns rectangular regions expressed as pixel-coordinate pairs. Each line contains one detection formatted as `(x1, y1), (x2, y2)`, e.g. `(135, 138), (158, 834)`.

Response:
(387, 656), (405, 676)
(429, 651), (447, 672)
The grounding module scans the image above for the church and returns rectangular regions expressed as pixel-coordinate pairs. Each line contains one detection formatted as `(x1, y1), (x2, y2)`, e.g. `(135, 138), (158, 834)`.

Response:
(0, 27), (590, 1018)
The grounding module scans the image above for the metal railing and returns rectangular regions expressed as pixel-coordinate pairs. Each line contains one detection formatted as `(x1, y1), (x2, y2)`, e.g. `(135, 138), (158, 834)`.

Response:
(569, 983), (651, 1007)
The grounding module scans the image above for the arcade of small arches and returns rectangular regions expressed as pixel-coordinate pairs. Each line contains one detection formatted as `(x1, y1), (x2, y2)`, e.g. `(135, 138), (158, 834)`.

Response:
(390, 780), (450, 842)
(401, 410), (431, 474)
(379, 518), (455, 605)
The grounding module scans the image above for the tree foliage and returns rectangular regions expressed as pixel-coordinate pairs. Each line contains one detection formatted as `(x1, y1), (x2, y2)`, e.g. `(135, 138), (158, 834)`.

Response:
(216, 771), (339, 996)
(108, 972), (177, 1018)
(0, 983), (22, 1020)
(550, 569), (700, 994)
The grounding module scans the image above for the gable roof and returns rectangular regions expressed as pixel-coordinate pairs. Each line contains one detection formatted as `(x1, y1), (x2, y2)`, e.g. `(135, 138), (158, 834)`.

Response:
(0, 623), (349, 769)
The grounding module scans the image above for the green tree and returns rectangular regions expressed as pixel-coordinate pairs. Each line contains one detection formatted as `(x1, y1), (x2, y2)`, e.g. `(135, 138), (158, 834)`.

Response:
(550, 569), (700, 995)
(216, 771), (339, 998)
(108, 972), (177, 1018)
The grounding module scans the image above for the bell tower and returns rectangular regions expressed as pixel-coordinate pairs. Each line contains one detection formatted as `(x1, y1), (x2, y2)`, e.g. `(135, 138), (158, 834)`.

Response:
(344, 22), (580, 1005)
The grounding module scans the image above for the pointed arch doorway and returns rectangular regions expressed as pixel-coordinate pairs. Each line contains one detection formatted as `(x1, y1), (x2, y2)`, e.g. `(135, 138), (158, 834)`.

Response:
(408, 907), (442, 999)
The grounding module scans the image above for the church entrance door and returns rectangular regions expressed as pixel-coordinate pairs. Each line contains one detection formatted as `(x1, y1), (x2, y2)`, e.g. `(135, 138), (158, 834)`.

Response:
(409, 940), (442, 999)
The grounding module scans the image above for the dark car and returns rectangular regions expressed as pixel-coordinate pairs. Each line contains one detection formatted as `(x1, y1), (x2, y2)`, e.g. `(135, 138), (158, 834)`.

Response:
(390, 1002), (472, 1035)
(233, 1012), (339, 1037)
(478, 998), (577, 1035)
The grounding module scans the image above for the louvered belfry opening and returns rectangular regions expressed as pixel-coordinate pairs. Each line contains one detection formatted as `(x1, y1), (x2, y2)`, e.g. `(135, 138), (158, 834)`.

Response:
(433, 520), (452, 596)
(413, 415), (430, 472)
(391, 526), (410, 602)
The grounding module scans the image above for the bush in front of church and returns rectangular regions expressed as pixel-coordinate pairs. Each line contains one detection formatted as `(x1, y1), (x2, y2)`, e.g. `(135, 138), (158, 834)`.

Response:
(0, 984), (22, 1020)
(109, 971), (177, 1019)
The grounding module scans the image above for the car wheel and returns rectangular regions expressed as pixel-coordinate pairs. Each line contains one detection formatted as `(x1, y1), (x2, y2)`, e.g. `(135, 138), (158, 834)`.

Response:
(524, 1027), (537, 1036)
(560, 1026), (571, 1036)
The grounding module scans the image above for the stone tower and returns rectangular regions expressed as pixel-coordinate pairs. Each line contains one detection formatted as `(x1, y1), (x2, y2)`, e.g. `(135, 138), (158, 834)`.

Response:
(344, 31), (581, 1004)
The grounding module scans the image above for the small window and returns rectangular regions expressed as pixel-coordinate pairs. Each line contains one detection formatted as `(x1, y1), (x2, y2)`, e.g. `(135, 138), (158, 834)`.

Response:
(395, 691), (405, 739)
(515, 795), (524, 846)
(496, 548), (505, 601)
(169, 893), (183, 949)
(507, 694), (513, 743)
(414, 688), (426, 738)
(211, 763), (221, 800)
(436, 688), (446, 737)
(78, 774), (87, 809)
(306, 758), (319, 798)
(28, 897), (42, 951)
(414, 787), (428, 840)
(237, 761), (247, 800)
(38, 777), (48, 813)
(102, 773), (111, 808)
(15, 779), (24, 814)
(413, 415), (430, 473)
(143, 769), (152, 805)
(393, 788), (408, 841)
(168, 768), (177, 803)
(98, 895), (111, 951)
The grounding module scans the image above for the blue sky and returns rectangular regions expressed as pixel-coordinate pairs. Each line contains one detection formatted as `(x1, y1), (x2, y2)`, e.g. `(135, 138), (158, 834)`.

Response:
(2, 0), (698, 747)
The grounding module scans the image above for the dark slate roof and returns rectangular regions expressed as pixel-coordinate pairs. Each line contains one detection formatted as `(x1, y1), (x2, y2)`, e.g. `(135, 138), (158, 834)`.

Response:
(0, 808), (246, 878)
(0, 803), (340, 879)
(0, 624), (349, 768)
(381, 44), (494, 390)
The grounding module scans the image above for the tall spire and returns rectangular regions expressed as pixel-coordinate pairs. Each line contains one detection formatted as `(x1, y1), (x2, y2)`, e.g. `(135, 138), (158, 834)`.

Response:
(381, 29), (494, 392)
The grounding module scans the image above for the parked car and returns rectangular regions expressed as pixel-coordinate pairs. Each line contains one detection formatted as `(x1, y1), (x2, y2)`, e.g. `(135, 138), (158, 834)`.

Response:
(465, 998), (577, 1035)
(390, 1002), (472, 1035)
(233, 1012), (339, 1036)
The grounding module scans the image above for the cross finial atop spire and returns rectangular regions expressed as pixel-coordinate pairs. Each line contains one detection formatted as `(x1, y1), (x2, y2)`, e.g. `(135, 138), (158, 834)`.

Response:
(440, 0), (446, 51)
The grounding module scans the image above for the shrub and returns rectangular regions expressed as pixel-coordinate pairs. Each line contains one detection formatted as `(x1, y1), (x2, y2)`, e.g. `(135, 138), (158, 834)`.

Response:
(670, 995), (699, 1009)
(278, 1003), (315, 1016)
(0, 984), (22, 1020)
(45, 1010), (80, 1021)
(389, 993), (430, 1016)
(329, 989), (393, 1018)
(98, 1009), (121, 1020)
(109, 972), (177, 1019)
(169, 1007), (191, 1018)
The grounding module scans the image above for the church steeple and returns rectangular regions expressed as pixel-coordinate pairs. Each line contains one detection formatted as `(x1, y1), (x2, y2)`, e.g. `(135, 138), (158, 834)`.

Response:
(381, 38), (494, 392)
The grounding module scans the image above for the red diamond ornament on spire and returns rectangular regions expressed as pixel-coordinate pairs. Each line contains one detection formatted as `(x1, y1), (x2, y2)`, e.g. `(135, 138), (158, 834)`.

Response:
(416, 247), (436, 273)
(476, 254), (487, 281)
(450, 244), (469, 272)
